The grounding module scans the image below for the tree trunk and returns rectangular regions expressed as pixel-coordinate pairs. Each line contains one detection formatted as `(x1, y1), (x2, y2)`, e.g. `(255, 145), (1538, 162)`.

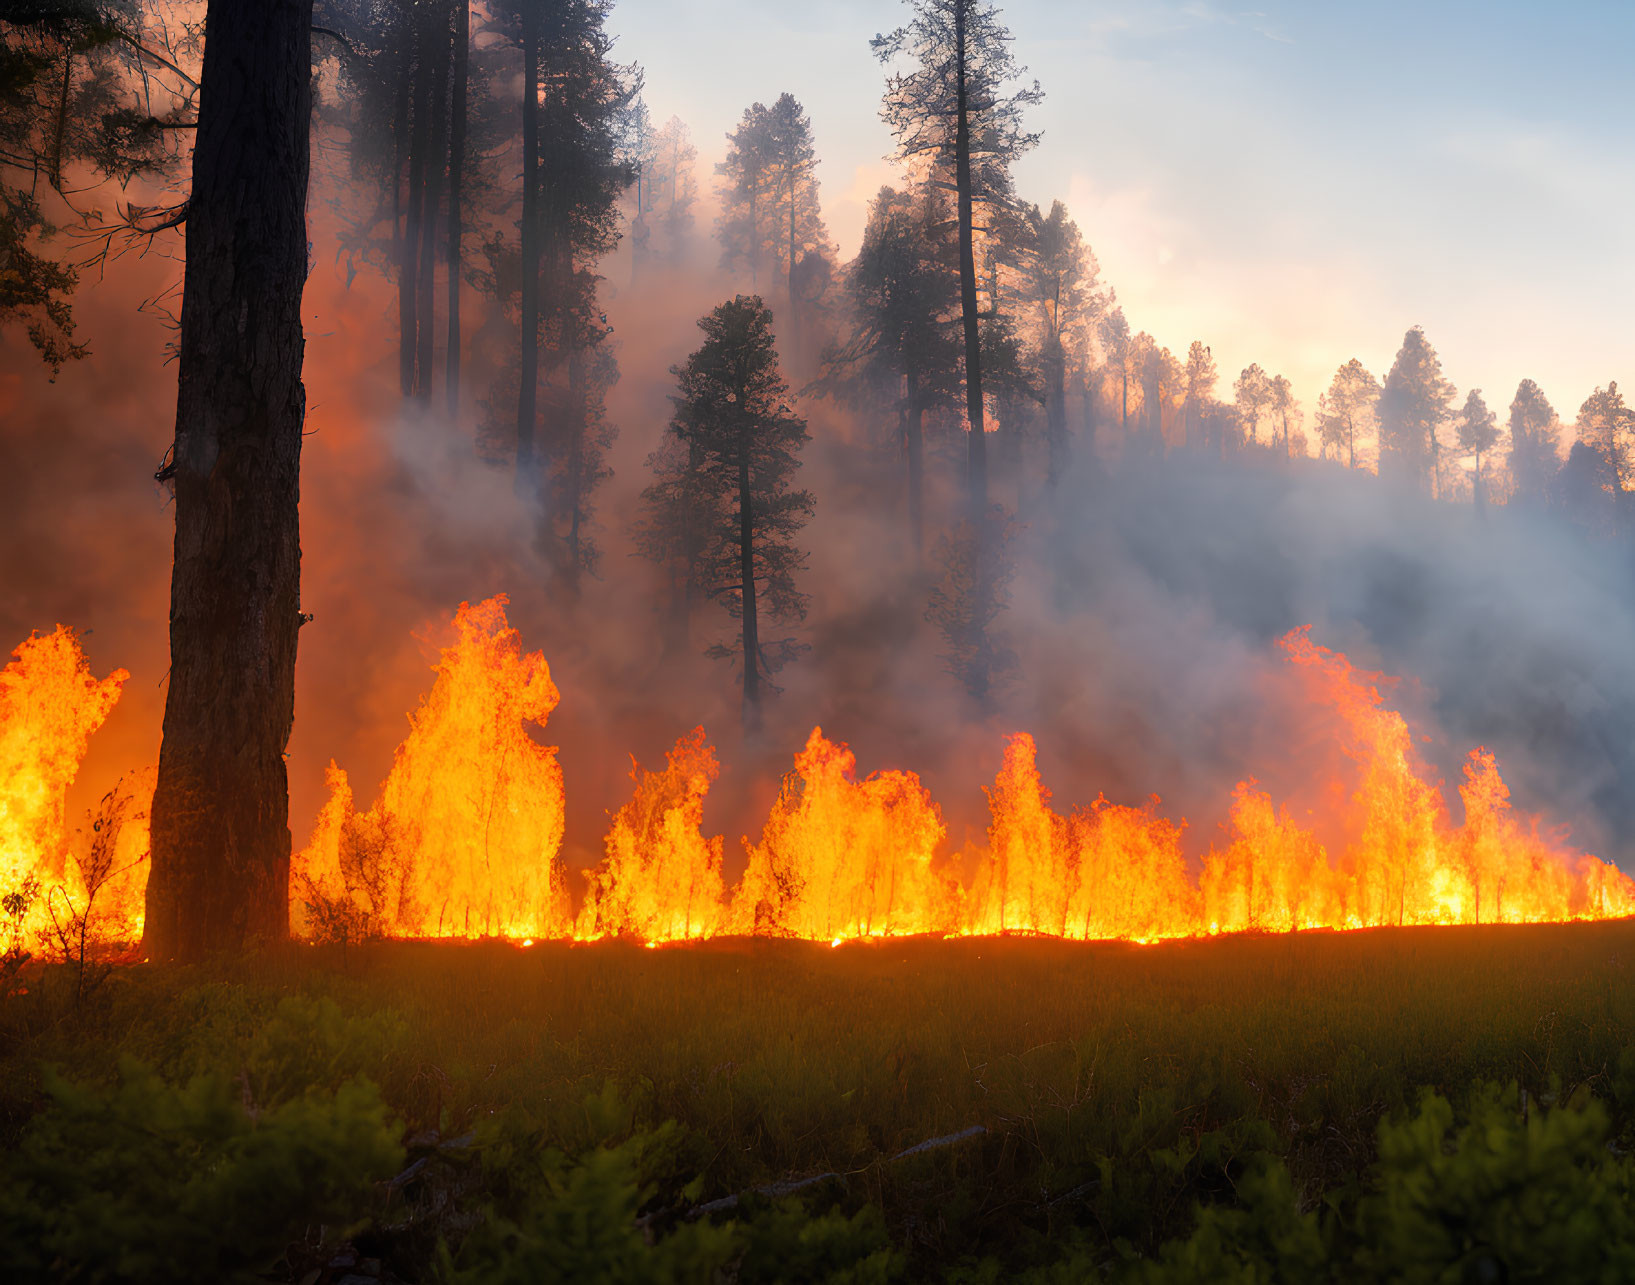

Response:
(445, 1), (468, 416)
(516, 6), (540, 487)
(389, 47), (409, 360)
(953, 0), (986, 511)
(787, 167), (798, 350)
(738, 448), (760, 726)
(145, 0), (312, 963)
(906, 378), (924, 562)
(400, 21), (428, 396)
(416, 8), (450, 405)
(1045, 337), (1066, 486)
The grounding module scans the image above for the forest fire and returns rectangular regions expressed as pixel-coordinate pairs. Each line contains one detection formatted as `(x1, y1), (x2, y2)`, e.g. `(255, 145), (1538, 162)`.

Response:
(6, 598), (1631, 957)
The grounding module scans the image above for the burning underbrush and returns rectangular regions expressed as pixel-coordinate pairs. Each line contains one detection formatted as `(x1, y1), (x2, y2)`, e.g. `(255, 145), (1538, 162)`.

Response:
(3, 595), (1633, 957)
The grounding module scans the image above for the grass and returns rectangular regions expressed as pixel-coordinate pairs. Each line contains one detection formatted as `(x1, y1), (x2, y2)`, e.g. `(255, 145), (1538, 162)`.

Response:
(5, 920), (1635, 1280)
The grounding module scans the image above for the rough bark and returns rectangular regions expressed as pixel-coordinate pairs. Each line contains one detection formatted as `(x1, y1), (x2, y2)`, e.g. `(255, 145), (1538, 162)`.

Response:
(145, 0), (313, 962)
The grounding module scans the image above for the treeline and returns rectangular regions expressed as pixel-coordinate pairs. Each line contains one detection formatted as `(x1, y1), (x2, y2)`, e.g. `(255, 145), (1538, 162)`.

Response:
(6, 2), (1635, 960)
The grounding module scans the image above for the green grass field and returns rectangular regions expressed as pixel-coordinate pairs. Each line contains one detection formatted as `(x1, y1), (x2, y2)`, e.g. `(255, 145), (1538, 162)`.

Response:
(7, 921), (1635, 1281)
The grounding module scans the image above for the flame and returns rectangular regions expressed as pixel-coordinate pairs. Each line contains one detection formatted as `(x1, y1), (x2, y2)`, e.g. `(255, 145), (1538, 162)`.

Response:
(731, 727), (956, 940)
(577, 727), (727, 942)
(9, 603), (1635, 954)
(291, 597), (568, 940)
(0, 627), (132, 949)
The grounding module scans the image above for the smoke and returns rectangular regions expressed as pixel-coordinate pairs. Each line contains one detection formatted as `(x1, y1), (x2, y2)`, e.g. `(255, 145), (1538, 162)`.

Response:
(6, 155), (1635, 894)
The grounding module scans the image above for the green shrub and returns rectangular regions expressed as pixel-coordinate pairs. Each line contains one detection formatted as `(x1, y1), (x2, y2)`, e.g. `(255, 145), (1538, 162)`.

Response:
(0, 1057), (402, 1284)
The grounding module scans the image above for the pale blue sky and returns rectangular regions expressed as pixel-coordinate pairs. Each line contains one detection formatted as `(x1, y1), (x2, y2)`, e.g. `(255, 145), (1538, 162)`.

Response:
(607, 0), (1633, 428)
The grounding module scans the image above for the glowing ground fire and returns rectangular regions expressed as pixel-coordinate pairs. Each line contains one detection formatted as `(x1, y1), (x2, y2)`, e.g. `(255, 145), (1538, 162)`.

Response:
(3, 596), (1632, 954)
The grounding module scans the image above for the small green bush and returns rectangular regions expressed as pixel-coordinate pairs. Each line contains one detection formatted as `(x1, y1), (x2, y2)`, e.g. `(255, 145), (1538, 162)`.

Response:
(0, 1058), (402, 1284)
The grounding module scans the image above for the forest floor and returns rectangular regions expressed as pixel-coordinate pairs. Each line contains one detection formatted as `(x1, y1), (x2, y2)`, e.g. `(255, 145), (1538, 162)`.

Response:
(6, 921), (1635, 1281)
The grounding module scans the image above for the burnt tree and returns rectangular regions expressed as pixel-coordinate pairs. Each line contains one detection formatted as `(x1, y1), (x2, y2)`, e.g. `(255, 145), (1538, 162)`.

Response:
(146, 0), (313, 961)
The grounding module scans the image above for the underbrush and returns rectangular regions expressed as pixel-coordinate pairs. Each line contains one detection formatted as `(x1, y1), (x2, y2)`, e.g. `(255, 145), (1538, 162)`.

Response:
(2, 922), (1634, 1281)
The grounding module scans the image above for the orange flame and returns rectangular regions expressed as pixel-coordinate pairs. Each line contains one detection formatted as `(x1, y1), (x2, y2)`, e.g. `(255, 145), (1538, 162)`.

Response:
(577, 727), (727, 942)
(732, 727), (956, 940)
(291, 597), (568, 940)
(8, 603), (1634, 953)
(0, 627), (132, 949)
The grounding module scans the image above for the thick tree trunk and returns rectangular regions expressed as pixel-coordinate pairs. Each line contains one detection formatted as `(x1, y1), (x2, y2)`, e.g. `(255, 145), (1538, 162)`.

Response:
(445, 1), (468, 415)
(953, 0), (986, 511)
(738, 450), (760, 725)
(145, 0), (312, 963)
(516, 7), (540, 486)
(415, 9), (449, 405)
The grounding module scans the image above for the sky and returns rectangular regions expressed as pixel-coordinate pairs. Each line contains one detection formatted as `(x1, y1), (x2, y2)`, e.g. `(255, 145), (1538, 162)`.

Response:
(607, 0), (1635, 424)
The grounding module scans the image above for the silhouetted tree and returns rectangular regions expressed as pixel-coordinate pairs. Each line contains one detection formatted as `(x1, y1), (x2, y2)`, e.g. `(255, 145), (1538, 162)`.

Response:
(1378, 325), (1455, 496)
(662, 297), (812, 725)
(1234, 363), (1272, 447)
(1099, 306), (1132, 437)
(874, 0), (1042, 511)
(1182, 341), (1217, 451)
(1270, 374), (1296, 459)
(817, 183), (961, 558)
(651, 113), (696, 258)
(146, 0), (312, 962)
(1576, 383), (1635, 494)
(926, 508), (1016, 703)
(1020, 199), (1101, 484)
(1507, 378), (1560, 506)
(717, 93), (830, 349)
(1316, 358), (1379, 470)
(618, 93), (657, 276)
(1454, 388), (1499, 508)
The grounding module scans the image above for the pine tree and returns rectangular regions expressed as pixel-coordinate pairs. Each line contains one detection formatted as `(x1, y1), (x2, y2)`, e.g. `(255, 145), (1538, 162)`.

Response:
(716, 94), (830, 346)
(1507, 379), (1560, 505)
(658, 297), (813, 725)
(1099, 307), (1132, 438)
(926, 509), (1016, 703)
(1378, 326), (1456, 496)
(1454, 388), (1499, 508)
(146, 0), (312, 961)
(817, 183), (961, 558)
(1020, 199), (1102, 484)
(1575, 383), (1635, 499)
(1182, 342), (1217, 451)
(1316, 359), (1379, 470)
(652, 114), (697, 258)
(1234, 363), (1273, 447)
(0, 2), (197, 372)
(1268, 375), (1295, 459)
(873, 0), (1042, 511)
